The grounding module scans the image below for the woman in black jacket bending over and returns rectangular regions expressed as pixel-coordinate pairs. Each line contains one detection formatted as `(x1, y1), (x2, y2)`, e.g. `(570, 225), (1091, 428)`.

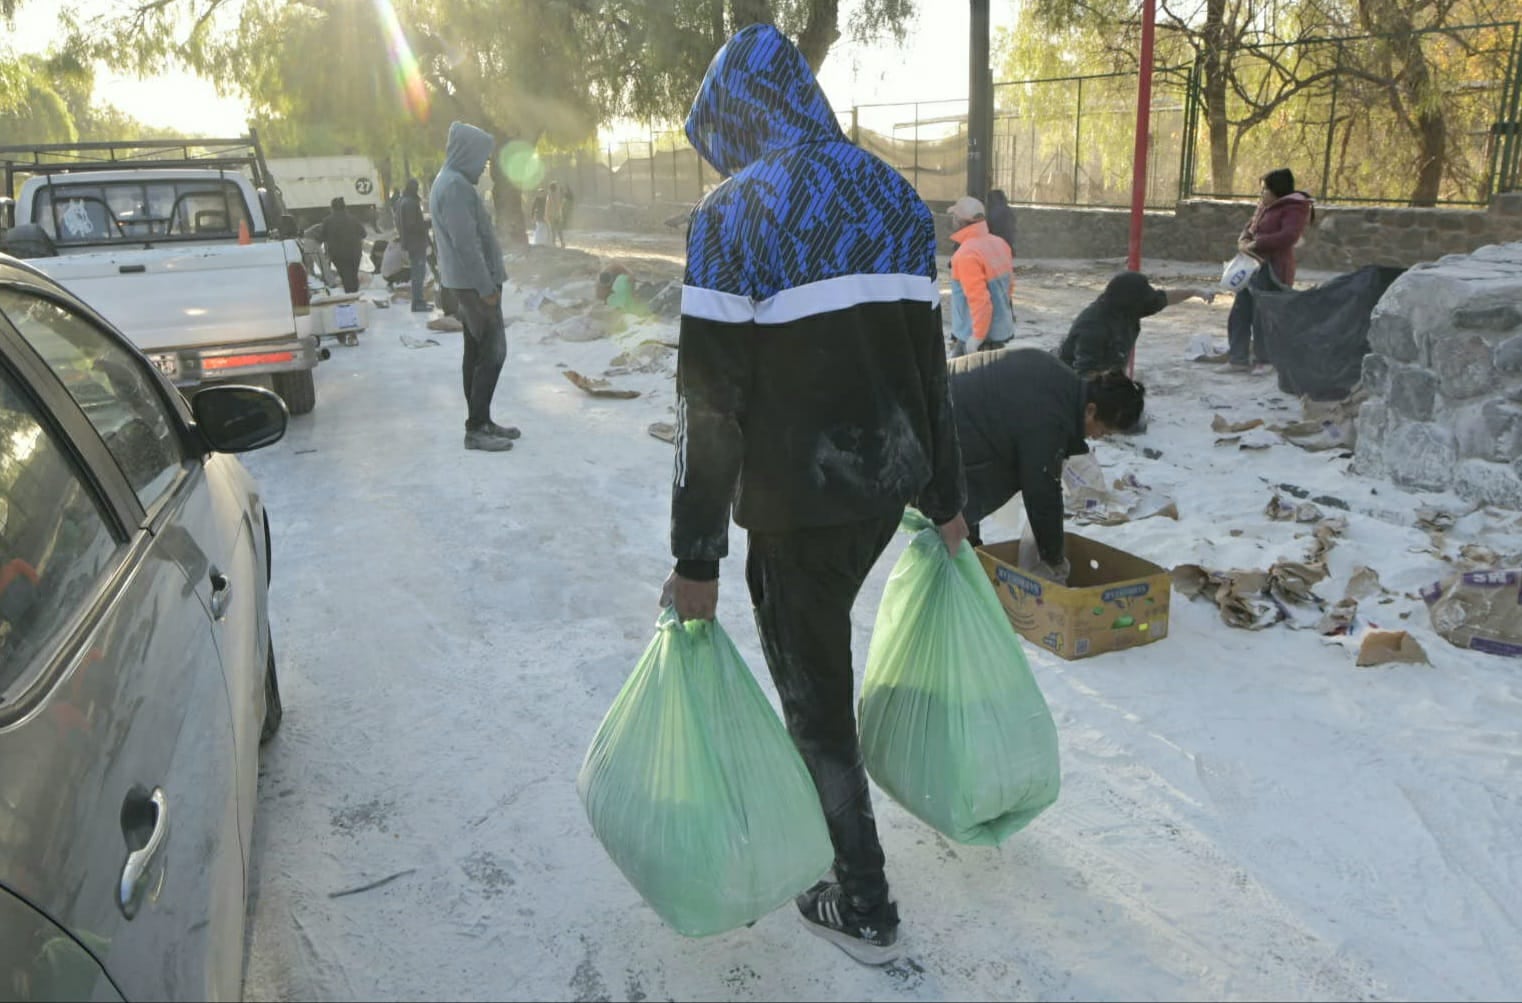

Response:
(950, 347), (1145, 582)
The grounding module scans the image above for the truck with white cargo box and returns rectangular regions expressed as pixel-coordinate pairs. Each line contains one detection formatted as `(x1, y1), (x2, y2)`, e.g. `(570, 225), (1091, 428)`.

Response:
(0, 135), (326, 414)
(265, 155), (385, 229)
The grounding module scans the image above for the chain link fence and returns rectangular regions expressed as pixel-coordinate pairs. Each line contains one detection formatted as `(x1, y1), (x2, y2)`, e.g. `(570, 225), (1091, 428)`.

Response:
(1182, 22), (1521, 206)
(540, 23), (1520, 212)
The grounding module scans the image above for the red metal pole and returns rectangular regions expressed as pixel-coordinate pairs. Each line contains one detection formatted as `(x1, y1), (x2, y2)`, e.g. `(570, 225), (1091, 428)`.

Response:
(1127, 0), (1157, 378)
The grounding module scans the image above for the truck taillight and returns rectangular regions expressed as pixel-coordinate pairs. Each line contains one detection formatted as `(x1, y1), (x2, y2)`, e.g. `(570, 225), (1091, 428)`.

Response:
(287, 262), (310, 309)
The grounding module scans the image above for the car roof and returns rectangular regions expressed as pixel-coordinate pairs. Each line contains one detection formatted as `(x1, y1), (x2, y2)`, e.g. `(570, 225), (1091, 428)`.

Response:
(0, 252), (70, 294)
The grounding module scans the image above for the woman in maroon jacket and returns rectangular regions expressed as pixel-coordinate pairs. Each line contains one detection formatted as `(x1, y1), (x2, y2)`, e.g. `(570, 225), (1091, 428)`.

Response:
(1228, 168), (1315, 371)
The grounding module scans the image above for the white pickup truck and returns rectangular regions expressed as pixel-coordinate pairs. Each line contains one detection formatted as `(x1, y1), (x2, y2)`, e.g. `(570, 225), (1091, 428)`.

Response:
(0, 138), (325, 414)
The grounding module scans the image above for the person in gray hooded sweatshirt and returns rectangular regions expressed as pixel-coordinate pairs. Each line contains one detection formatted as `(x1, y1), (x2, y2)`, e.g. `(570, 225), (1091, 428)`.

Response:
(430, 121), (519, 452)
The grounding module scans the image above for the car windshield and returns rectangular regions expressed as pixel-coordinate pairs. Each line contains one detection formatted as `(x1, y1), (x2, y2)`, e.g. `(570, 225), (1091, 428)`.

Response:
(31, 179), (253, 245)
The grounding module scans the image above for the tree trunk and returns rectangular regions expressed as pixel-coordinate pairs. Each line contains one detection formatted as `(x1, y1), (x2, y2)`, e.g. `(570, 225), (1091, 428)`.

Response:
(728, 0), (773, 32)
(1410, 103), (1446, 207)
(795, 0), (841, 72)
(1201, 0), (1232, 192)
(1356, 0), (1448, 206)
(711, 0), (727, 47)
(1403, 40), (1446, 206)
(491, 159), (527, 246)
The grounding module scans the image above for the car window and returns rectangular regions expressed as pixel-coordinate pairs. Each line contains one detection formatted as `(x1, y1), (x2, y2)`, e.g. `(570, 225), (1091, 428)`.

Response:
(0, 288), (186, 513)
(31, 179), (253, 244)
(0, 367), (122, 696)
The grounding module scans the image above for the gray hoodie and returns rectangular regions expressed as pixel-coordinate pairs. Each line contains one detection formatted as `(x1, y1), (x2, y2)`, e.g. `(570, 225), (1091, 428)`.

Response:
(429, 122), (507, 298)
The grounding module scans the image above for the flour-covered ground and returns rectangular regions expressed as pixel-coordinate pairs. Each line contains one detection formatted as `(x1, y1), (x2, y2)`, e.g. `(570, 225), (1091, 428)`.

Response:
(240, 231), (1522, 1002)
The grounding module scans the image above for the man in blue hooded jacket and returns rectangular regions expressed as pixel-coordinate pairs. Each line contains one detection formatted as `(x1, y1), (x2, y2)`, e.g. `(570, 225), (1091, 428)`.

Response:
(661, 24), (969, 964)
(430, 121), (519, 452)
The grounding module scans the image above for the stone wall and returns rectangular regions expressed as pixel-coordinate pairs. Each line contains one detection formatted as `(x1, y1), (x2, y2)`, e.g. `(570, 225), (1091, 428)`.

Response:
(930, 193), (1522, 273)
(1353, 241), (1522, 508)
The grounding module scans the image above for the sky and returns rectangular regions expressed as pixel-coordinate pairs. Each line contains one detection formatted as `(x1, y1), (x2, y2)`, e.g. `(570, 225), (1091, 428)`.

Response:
(7, 0), (1018, 141)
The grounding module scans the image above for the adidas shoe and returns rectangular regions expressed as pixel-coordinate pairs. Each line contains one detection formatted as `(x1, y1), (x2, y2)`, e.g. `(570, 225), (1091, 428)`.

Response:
(795, 880), (901, 966)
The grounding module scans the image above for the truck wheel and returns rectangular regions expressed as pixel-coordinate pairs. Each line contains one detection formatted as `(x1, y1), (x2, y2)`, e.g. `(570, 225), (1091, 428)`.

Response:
(272, 369), (316, 416)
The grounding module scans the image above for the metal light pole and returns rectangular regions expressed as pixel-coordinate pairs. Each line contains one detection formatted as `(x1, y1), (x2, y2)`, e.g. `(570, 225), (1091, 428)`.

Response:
(967, 0), (993, 201)
(1126, 0), (1158, 377)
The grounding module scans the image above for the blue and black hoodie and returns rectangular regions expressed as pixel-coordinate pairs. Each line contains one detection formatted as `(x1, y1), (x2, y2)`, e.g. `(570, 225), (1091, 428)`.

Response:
(671, 25), (965, 580)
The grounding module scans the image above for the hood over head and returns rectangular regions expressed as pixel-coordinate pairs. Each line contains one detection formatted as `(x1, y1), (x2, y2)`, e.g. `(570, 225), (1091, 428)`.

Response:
(1100, 271), (1158, 312)
(404, 178), (420, 196)
(684, 23), (846, 178)
(444, 121), (495, 183)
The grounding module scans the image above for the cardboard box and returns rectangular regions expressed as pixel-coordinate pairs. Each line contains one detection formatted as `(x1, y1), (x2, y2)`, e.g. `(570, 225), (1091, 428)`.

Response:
(976, 533), (1171, 660)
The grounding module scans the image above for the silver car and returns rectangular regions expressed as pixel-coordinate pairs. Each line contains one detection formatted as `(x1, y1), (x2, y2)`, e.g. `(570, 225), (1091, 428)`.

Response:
(0, 252), (286, 1001)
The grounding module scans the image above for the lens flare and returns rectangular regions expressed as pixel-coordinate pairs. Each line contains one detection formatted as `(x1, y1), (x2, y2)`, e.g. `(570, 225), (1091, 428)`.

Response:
(499, 141), (545, 191)
(373, 0), (430, 123)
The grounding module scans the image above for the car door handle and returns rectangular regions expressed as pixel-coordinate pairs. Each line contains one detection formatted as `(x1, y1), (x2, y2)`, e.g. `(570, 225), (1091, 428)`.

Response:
(119, 787), (169, 920)
(209, 570), (232, 620)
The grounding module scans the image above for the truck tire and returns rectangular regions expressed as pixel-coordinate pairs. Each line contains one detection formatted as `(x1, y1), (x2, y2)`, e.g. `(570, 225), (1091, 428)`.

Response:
(272, 369), (316, 416)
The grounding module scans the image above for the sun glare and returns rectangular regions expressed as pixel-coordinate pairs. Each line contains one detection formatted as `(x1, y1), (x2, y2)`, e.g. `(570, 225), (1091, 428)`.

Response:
(373, 0), (430, 123)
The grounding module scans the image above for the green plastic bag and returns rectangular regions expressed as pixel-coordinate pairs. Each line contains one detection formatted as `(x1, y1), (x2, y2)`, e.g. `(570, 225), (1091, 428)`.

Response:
(859, 510), (1061, 845)
(577, 610), (833, 936)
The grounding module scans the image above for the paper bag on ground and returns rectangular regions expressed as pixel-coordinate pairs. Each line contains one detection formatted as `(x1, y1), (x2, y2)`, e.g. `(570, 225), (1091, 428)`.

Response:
(1356, 630), (1429, 667)
(1422, 570), (1522, 658)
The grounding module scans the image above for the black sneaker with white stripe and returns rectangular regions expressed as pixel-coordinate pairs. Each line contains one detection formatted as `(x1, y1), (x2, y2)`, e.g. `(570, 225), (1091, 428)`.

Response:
(795, 880), (901, 965)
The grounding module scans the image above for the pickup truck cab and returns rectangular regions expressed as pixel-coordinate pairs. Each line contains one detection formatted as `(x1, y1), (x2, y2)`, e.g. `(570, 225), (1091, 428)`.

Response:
(0, 138), (324, 415)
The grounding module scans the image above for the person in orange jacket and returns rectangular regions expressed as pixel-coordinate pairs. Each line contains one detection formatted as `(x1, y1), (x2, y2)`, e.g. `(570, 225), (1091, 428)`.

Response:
(947, 195), (1015, 357)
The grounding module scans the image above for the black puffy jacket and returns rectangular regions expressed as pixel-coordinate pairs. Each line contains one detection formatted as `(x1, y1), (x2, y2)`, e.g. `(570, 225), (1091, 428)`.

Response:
(950, 347), (1087, 564)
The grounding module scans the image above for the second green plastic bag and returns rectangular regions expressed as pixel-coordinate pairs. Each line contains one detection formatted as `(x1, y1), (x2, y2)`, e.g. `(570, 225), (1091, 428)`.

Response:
(577, 610), (833, 937)
(859, 510), (1062, 845)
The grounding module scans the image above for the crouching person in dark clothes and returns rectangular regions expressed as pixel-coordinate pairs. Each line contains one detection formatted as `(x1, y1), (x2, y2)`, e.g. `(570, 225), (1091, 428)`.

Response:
(1058, 271), (1213, 377)
(950, 347), (1145, 582)
(660, 24), (968, 966)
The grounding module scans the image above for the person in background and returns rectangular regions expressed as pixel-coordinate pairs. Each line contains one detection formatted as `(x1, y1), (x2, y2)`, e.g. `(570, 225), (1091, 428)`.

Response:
(430, 121), (519, 453)
(546, 182), (566, 248)
(947, 195), (1016, 357)
(316, 196), (367, 293)
(594, 263), (639, 311)
(368, 237), (389, 277)
(985, 188), (1016, 256)
(561, 185), (576, 240)
(1058, 271), (1214, 377)
(950, 347), (1146, 582)
(379, 239), (412, 286)
(663, 23), (967, 965)
(1228, 167), (1315, 373)
(396, 178), (433, 312)
(530, 187), (548, 227)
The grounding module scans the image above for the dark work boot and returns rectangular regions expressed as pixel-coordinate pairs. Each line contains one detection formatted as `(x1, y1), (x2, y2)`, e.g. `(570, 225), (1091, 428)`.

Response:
(464, 428), (513, 452)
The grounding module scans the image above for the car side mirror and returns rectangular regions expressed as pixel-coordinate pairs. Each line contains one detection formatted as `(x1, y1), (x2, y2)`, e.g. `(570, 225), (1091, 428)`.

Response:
(191, 385), (288, 453)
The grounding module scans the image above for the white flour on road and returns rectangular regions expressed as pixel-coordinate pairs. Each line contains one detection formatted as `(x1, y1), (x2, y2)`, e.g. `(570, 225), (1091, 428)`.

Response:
(239, 242), (1522, 1002)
